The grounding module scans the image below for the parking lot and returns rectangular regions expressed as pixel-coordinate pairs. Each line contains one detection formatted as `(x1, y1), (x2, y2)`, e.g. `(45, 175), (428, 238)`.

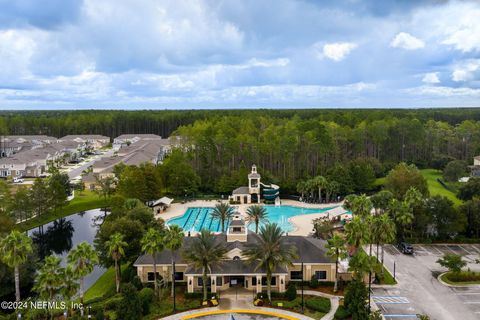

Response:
(371, 244), (480, 320)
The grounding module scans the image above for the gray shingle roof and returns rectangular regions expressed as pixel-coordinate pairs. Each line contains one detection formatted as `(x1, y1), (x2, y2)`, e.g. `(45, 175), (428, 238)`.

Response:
(133, 233), (333, 271)
(232, 186), (249, 195)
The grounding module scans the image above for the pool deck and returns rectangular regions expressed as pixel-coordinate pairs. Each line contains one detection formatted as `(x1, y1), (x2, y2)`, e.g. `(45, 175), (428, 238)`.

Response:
(156, 199), (347, 236)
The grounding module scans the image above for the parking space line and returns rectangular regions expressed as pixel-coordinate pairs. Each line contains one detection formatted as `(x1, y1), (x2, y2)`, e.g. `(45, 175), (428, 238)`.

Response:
(443, 244), (459, 255)
(425, 245), (443, 255)
(458, 245), (473, 255)
(469, 244), (480, 254)
(464, 302), (480, 304)
(390, 245), (402, 254)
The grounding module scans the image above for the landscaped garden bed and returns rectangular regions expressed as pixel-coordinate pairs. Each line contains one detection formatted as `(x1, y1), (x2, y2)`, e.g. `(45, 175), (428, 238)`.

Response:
(440, 271), (480, 285)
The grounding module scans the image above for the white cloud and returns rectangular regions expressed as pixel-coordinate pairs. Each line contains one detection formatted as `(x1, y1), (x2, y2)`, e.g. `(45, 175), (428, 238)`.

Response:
(452, 60), (480, 82)
(441, 7), (480, 52)
(422, 72), (440, 84)
(405, 85), (480, 97)
(390, 32), (425, 50)
(321, 42), (357, 62)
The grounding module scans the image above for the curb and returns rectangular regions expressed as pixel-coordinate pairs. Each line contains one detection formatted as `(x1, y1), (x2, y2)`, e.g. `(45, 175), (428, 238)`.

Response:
(437, 272), (480, 288)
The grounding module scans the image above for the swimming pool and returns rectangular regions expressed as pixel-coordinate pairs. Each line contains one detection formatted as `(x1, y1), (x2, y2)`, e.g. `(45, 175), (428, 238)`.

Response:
(166, 205), (334, 233)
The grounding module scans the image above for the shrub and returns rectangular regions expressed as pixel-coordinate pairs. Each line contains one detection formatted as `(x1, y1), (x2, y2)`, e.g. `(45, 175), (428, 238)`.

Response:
(310, 276), (320, 288)
(334, 305), (351, 319)
(285, 283), (297, 301)
(138, 287), (155, 315)
(116, 283), (142, 320)
(131, 275), (144, 290)
(445, 271), (480, 282)
(305, 297), (331, 313)
(95, 309), (105, 320)
(185, 291), (204, 299)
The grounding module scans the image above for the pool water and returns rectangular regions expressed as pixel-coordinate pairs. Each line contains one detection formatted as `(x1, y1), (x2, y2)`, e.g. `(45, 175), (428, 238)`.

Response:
(167, 205), (333, 233)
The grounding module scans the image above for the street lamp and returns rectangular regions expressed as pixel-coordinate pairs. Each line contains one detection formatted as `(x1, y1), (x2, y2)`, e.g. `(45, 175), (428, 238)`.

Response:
(63, 310), (68, 319)
(301, 261), (305, 314)
(17, 313), (21, 319)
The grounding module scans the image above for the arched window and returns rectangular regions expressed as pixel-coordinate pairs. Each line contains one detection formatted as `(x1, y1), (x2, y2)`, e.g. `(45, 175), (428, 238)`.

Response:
(233, 256), (241, 261)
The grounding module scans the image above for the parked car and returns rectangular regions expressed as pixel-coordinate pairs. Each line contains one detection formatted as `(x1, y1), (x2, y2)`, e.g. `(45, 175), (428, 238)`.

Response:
(13, 177), (24, 183)
(397, 242), (414, 254)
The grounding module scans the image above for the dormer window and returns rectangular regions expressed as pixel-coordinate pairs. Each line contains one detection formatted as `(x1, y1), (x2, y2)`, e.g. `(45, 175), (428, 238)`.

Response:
(233, 256), (241, 261)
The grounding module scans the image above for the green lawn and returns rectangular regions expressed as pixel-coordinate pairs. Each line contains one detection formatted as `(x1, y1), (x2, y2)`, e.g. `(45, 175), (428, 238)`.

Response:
(419, 169), (462, 206)
(85, 263), (130, 303)
(380, 265), (397, 285)
(375, 169), (462, 206)
(17, 190), (106, 231)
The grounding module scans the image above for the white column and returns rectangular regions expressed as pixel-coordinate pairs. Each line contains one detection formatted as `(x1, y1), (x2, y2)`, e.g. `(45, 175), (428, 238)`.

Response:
(211, 277), (217, 293)
(279, 275), (286, 292)
(187, 276), (194, 293)
(256, 274), (262, 294)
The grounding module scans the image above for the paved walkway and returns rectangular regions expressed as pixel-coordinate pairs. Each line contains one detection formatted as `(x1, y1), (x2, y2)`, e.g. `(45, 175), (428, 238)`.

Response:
(159, 290), (342, 319)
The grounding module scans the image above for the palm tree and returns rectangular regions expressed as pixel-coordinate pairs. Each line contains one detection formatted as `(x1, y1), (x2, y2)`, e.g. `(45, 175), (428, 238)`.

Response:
(313, 176), (328, 203)
(164, 225), (184, 297)
(211, 203), (234, 233)
(375, 214), (396, 275)
(141, 228), (164, 297)
(296, 180), (308, 200)
(349, 194), (373, 219)
(389, 199), (413, 240)
(0, 230), (33, 302)
(348, 250), (379, 281)
(344, 216), (369, 254)
(67, 242), (99, 305)
(183, 229), (227, 302)
(325, 234), (347, 292)
(61, 265), (80, 315)
(105, 232), (128, 293)
(34, 255), (65, 320)
(246, 205), (269, 233)
(34, 255), (64, 301)
(243, 223), (298, 303)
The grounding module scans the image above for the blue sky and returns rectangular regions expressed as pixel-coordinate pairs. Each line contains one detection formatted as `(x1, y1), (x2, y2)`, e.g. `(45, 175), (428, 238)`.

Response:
(0, 0), (479, 109)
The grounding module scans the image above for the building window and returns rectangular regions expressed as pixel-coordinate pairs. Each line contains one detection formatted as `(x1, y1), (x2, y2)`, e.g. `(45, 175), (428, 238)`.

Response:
(232, 227), (242, 233)
(174, 272), (184, 281)
(233, 256), (241, 261)
(314, 271), (327, 280)
(262, 276), (276, 286)
(147, 272), (161, 282)
(290, 271), (303, 280)
(216, 277), (223, 286)
(198, 277), (211, 286)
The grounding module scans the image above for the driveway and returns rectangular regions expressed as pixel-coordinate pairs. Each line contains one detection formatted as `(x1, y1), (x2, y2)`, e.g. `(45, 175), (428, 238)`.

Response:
(370, 244), (480, 320)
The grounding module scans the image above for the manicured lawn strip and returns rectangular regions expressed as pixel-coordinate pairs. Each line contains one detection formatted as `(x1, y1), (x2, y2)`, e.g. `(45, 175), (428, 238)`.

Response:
(17, 190), (105, 231)
(271, 296), (329, 320)
(420, 169), (462, 206)
(380, 265), (397, 285)
(440, 272), (480, 285)
(84, 263), (130, 303)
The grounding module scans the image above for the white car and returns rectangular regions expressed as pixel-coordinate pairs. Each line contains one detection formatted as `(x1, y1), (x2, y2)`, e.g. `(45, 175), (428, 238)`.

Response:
(13, 177), (24, 183)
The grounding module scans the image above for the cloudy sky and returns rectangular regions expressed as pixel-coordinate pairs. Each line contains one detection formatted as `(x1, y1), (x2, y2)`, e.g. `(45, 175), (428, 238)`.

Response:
(0, 0), (479, 109)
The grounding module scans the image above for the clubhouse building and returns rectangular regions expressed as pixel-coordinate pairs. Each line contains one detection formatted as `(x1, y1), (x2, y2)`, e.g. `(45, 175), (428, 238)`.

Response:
(134, 215), (347, 294)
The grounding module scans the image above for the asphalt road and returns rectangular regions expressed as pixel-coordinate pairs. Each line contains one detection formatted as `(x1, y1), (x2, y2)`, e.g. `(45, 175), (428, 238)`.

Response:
(65, 149), (114, 179)
(370, 243), (480, 320)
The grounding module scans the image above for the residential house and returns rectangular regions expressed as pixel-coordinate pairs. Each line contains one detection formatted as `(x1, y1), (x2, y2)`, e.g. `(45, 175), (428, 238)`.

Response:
(113, 134), (163, 150)
(0, 144), (64, 178)
(59, 135), (110, 150)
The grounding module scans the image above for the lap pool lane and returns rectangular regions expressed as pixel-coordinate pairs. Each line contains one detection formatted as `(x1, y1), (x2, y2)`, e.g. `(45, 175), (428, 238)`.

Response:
(370, 244), (480, 320)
